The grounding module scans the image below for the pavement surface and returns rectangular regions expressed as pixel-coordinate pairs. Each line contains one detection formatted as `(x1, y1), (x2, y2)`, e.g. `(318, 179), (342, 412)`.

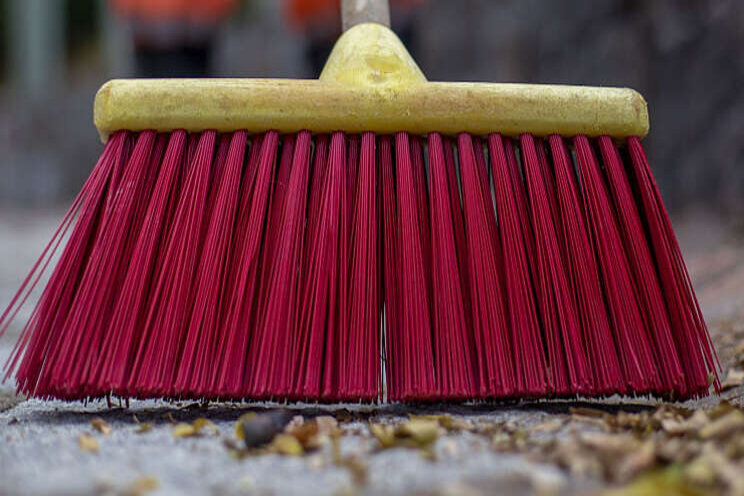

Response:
(0, 208), (743, 496)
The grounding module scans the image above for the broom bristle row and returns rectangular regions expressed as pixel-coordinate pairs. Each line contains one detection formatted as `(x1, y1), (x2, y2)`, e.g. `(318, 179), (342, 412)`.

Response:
(0, 129), (718, 401)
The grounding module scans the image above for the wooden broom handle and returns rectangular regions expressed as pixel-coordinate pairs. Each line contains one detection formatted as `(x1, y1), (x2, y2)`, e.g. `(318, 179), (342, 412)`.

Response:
(341, 0), (391, 31)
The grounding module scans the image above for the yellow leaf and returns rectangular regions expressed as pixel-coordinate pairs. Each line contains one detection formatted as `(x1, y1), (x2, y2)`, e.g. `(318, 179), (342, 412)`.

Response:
(271, 434), (304, 456)
(134, 422), (153, 434)
(602, 467), (706, 496)
(396, 419), (439, 446)
(172, 423), (197, 438)
(78, 434), (100, 453)
(192, 418), (219, 435)
(126, 476), (159, 496)
(369, 424), (396, 448)
(90, 418), (111, 435)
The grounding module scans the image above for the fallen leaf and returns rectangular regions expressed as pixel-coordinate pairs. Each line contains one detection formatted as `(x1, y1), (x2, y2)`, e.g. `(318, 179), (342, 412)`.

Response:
(124, 476), (159, 496)
(579, 432), (641, 454)
(338, 456), (368, 486)
(395, 419), (439, 446)
(603, 467), (706, 496)
(411, 414), (470, 432)
(90, 418), (111, 435)
(531, 418), (565, 434)
(615, 441), (657, 482)
(78, 433), (100, 453)
(661, 411), (709, 436)
(172, 423), (197, 438)
(271, 434), (304, 456)
(134, 422), (153, 434)
(289, 422), (322, 449)
(721, 368), (744, 391)
(192, 418), (219, 435)
(698, 410), (744, 440)
(315, 416), (339, 434)
(369, 424), (396, 448)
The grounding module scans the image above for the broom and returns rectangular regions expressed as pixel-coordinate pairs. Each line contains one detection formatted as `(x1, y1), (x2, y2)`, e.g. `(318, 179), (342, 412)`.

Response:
(0, 0), (720, 402)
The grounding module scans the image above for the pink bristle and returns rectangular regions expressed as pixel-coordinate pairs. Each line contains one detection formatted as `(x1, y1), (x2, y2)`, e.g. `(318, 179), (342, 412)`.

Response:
(469, 135), (515, 396)
(573, 135), (660, 394)
(626, 137), (720, 396)
(210, 134), (272, 397)
(534, 140), (565, 252)
(242, 131), (312, 399)
(347, 134), (360, 214)
(214, 132), (277, 398)
(305, 135), (330, 243)
(520, 134), (592, 395)
(344, 132), (380, 401)
(393, 132), (435, 401)
(292, 131), (348, 401)
(548, 135), (625, 395)
(127, 130), (217, 397)
(379, 135), (401, 402)
(175, 131), (247, 397)
(488, 133), (547, 396)
(427, 133), (476, 399)
(38, 132), (135, 398)
(322, 132), (351, 400)
(3, 132), (128, 395)
(77, 132), (167, 396)
(503, 138), (537, 265)
(455, 133), (515, 398)
(97, 130), (188, 395)
(409, 136), (433, 307)
(428, 134), (477, 398)
(598, 136), (686, 395)
(258, 134), (296, 295)
(442, 138), (473, 337)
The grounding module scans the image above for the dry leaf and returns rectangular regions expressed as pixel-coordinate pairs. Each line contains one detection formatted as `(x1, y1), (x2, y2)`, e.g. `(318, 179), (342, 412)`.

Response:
(286, 418), (335, 451)
(135, 422), (153, 434)
(721, 368), (744, 391)
(698, 410), (744, 440)
(124, 476), (159, 496)
(531, 418), (565, 434)
(579, 432), (641, 454)
(192, 418), (219, 435)
(78, 433), (100, 453)
(271, 434), (304, 456)
(395, 419), (440, 446)
(90, 418), (112, 435)
(411, 414), (470, 432)
(315, 416), (339, 434)
(603, 467), (706, 496)
(338, 456), (368, 486)
(172, 423), (197, 438)
(660, 410), (709, 436)
(369, 424), (396, 448)
(615, 441), (657, 482)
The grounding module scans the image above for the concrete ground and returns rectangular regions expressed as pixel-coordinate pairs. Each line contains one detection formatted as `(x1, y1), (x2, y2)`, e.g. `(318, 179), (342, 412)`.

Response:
(1, 208), (743, 496)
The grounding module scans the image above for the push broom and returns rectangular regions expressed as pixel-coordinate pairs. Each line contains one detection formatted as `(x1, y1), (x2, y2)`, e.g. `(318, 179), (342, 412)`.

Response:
(0, 0), (720, 402)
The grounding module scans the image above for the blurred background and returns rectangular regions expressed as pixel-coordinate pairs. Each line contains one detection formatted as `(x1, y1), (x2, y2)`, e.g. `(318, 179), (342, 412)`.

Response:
(0, 0), (742, 217)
